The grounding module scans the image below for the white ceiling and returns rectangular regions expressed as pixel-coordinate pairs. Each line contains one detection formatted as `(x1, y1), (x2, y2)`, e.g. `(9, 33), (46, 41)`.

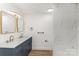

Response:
(11, 3), (56, 14)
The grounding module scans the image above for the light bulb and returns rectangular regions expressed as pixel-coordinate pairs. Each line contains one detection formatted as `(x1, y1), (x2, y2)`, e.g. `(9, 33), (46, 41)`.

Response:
(48, 9), (54, 12)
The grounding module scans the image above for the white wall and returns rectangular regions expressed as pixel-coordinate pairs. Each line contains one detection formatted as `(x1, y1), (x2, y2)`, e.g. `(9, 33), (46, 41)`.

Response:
(0, 3), (24, 43)
(53, 4), (77, 56)
(24, 13), (53, 50)
(23, 4), (78, 54)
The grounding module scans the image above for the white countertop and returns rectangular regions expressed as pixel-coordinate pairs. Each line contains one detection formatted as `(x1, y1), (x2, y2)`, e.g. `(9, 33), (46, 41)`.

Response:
(0, 34), (32, 48)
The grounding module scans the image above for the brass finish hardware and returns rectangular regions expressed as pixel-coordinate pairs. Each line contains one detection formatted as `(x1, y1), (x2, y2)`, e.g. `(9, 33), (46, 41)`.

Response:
(0, 10), (2, 33)
(15, 15), (18, 32)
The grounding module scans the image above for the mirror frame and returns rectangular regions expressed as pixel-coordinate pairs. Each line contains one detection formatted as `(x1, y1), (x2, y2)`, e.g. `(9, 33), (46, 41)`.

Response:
(15, 14), (18, 32)
(0, 10), (2, 33)
(0, 10), (20, 33)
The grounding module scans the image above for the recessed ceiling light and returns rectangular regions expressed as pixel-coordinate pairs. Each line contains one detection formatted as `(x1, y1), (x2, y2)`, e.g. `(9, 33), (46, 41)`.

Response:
(48, 9), (54, 12)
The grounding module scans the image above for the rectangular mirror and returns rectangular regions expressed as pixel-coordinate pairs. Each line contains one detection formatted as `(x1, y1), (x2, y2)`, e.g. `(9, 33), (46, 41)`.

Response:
(2, 11), (16, 33)
(0, 10), (24, 34)
(18, 16), (24, 32)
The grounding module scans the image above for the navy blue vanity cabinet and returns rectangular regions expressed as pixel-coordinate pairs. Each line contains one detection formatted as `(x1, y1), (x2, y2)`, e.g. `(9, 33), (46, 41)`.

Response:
(15, 37), (32, 56)
(25, 37), (32, 56)
(0, 37), (32, 56)
(0, 48), (15, 56)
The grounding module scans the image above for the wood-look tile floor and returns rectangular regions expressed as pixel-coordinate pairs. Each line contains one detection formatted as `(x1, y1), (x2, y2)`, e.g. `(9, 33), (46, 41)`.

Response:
(29, 50), (52, 56)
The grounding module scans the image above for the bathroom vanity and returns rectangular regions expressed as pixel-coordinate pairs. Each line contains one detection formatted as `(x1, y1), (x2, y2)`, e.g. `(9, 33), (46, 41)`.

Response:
(0, 9), (31, 56)
(0, 35), (32, 56)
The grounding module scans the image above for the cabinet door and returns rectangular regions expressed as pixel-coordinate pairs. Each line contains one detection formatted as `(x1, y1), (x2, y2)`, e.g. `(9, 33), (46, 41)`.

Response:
(2, 12), (16, 33)
(15, 37), (32, 56)
(15, 46), (24, 56)
(26, 37), (32, 55)
(21, 37), (32, 56)
(15, 43), (28, 56)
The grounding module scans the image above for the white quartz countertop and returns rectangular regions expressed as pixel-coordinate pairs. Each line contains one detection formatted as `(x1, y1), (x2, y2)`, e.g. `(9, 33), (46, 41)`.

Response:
(0, 34), (32, 48)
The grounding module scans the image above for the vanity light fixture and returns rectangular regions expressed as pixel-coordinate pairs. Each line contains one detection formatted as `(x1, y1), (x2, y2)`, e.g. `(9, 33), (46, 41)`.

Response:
(2, 9), (20, 16)
(48, 8), (54, 12)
